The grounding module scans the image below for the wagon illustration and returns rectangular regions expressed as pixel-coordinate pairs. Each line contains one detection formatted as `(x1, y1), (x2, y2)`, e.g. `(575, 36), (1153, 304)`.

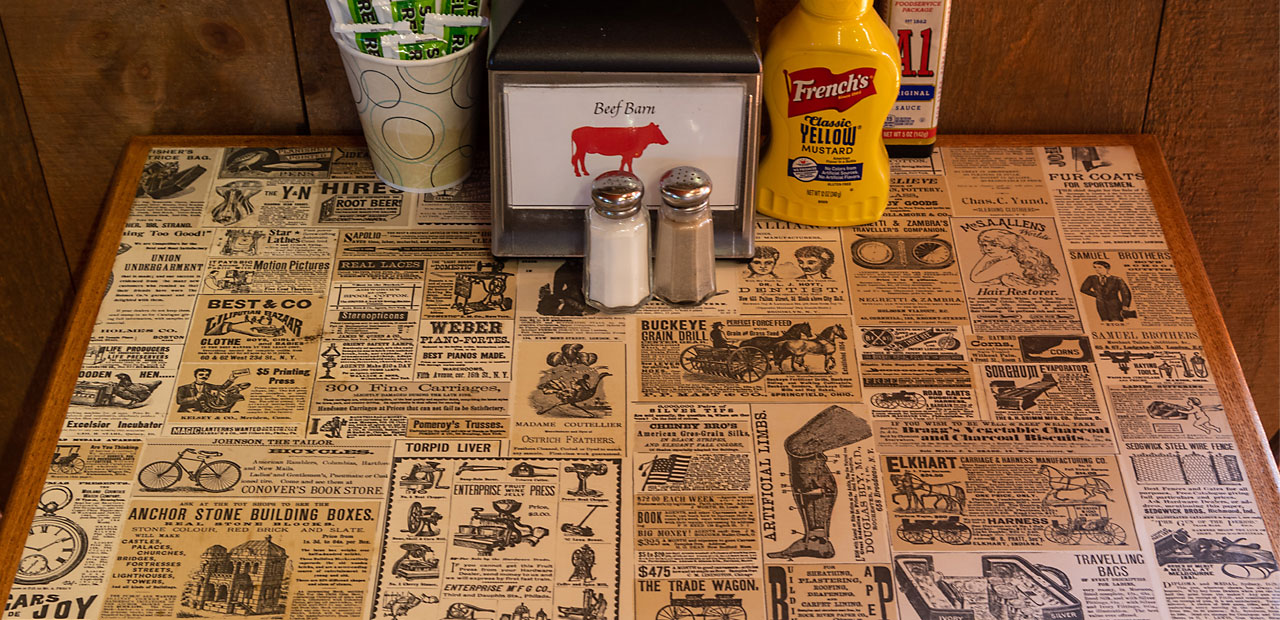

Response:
(871, 390), (926, 409)
(897, 517), (972, 545)
(654, 593), (746, 620)
(679, 345), (770, 383)
(1044, 503), (1125, 546)
(50, 445), (85, 474)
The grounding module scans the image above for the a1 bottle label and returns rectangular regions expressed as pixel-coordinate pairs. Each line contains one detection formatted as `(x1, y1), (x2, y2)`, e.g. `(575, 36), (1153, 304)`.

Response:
(784, 67), (876, 183)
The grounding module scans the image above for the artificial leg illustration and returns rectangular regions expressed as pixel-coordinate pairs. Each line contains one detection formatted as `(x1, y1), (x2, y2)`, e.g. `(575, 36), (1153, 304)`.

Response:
(768, 405), (872, 559)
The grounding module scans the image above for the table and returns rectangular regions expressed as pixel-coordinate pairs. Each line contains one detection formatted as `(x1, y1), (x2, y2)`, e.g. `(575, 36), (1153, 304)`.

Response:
(2, 135), (1276, 619)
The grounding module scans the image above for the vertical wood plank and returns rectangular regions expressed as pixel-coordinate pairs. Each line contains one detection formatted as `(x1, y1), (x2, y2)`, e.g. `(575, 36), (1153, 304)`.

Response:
(0, 1), (309, 277)
(290, 0), (362, 135)
(0, 20), (75, 500)
(1144, 0), (1279, 437)
(939, 1), (1164, 133)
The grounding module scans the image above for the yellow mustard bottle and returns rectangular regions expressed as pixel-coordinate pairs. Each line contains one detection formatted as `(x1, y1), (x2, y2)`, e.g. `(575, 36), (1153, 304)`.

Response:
(756, 0), (901, 227)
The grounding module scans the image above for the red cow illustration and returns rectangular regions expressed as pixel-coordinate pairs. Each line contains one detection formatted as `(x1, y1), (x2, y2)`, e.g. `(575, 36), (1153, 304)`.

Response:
(570, 123), (668, 177)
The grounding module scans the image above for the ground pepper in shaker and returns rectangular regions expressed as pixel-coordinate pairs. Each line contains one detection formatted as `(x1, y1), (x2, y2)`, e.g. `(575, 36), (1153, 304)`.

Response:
(584, 170), (652, 312)
(653, 166), (717, 305)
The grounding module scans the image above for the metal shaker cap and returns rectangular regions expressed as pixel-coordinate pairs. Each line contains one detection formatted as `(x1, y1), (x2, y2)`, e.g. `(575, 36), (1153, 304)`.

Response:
(658, 166), (712, 210)
(590, 170), (645, 218)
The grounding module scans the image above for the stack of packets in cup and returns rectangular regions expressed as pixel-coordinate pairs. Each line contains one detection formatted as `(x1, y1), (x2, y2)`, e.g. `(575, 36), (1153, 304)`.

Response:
(327, 0), (488, 60)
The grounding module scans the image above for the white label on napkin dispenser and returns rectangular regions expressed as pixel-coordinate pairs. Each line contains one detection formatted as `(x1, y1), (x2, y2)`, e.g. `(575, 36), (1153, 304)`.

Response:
(504, 84), (746, 208)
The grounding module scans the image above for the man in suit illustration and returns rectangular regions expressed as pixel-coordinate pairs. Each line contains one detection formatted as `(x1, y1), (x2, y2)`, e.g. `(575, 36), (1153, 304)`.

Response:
(1079, 261), (1132, 322)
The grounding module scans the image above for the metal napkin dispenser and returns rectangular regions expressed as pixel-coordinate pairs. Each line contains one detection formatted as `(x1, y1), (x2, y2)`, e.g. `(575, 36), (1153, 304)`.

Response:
(488, 0), (761, 258)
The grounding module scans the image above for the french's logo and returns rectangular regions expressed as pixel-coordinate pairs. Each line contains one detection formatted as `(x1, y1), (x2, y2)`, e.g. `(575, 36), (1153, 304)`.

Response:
(785, 67), (877, 117)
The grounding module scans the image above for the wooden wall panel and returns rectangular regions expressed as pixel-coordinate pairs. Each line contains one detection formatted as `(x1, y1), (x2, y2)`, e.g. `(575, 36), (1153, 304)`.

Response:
(0, 1), (309, 277)
(939, 1), (1164, 133)
(290, 0), (362, 135)
(1144, 0), (1279, 437)
(0, 21), (74, 500)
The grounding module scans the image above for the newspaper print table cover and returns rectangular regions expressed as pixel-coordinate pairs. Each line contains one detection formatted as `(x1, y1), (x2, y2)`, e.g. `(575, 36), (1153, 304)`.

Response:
(5, 140), (1278, 620)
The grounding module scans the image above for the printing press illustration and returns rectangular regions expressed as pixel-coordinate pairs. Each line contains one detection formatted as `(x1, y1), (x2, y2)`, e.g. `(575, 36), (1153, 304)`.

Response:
(452, 500), (550, 556)
(391, 543), (440, 580)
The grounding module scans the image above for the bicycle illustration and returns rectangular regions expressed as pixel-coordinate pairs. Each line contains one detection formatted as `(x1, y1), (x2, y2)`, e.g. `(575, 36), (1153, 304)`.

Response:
(137, 448), (242, 492)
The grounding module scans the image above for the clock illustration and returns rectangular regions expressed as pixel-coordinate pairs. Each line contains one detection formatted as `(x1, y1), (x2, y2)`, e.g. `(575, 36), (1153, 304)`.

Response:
(912, 240), (953, 266)
(853, 240), (894, 266)
(16, 486), (88, 585)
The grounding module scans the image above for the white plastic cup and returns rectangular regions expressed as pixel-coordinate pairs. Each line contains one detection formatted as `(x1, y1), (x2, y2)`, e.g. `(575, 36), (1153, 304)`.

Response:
(332, 30), (484, 193)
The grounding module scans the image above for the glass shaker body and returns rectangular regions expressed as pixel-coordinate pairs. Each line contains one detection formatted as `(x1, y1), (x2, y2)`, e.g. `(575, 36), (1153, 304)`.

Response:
(653, 201), (716, 305)
(584, 206), (652, 312)
(583, 170), (652, 313)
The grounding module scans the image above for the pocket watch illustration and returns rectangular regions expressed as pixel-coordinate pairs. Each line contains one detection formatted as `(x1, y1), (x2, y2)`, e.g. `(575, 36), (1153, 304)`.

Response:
(17, 486), (89, 585)
(850, 235), (955, 269)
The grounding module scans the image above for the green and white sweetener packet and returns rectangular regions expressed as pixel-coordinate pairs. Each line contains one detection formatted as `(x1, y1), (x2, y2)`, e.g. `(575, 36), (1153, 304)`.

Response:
(378, 33), (451, 60)
(328, 0), (483, 32)
(418, 13), (487, 52)
(334, 21), (416, 56)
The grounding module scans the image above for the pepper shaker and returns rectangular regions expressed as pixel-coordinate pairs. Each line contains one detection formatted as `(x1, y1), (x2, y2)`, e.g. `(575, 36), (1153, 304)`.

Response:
(584, 170), (652, 312)
(653, 166), (717, 305)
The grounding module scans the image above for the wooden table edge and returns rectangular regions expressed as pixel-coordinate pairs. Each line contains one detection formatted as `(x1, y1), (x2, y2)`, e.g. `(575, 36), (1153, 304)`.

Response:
(1, 133), (1275, 603)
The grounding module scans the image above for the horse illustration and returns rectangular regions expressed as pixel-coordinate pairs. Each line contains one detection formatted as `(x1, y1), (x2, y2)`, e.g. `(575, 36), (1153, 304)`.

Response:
(777, 324), (847, 372)
(891, 472), (967, 513)
(1040, 464), (1113, 505)
(739, 322), (812, 367)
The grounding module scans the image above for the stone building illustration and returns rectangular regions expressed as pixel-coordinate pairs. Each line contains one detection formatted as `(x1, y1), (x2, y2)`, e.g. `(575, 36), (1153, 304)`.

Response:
(183, 535), (288, 615)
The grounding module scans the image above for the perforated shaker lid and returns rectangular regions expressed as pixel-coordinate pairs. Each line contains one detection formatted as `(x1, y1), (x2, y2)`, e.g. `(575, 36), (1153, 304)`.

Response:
(591, 171), (645, 218)
(659, 166), (713, 210)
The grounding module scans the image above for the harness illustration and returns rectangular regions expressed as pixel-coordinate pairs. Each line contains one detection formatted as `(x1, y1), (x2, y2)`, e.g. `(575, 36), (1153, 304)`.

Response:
(1038, 465), (1125, 546)
(679, 322), (816, 383)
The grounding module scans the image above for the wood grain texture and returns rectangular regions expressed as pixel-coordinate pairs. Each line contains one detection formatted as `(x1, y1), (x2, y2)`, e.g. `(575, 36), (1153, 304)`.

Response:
(289, 0), (362, 134)
(1143, 0), (1279, 441)
(0, 21), (75, 503)
(0, 1), (309, 278)
(939, 1), (1164, 133)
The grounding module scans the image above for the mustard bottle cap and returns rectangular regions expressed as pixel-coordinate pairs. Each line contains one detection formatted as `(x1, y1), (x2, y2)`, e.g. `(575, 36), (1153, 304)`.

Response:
(800, 0), (871, 20)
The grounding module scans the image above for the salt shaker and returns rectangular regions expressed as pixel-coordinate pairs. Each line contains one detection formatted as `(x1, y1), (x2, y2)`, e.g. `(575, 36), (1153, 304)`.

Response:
(584, 170), (652, 312)
(653, 166), (716, 305)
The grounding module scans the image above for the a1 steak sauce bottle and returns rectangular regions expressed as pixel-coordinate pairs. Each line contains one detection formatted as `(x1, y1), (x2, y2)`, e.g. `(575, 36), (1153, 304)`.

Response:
(756, 0), (901, 227)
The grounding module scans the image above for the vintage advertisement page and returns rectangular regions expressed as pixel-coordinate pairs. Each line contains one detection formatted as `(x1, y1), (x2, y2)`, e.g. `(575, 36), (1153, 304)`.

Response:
(8, 142), (1278, 620)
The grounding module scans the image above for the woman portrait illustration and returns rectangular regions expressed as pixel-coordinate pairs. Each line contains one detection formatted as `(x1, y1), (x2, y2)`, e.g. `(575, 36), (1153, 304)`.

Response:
(969, 228), (1059, 288)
